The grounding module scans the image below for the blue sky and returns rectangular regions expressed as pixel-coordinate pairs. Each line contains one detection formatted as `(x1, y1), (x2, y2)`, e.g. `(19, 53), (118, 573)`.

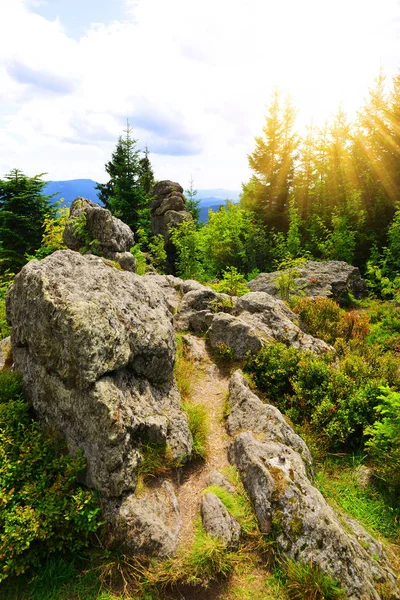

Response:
(0, 0), (400, 188)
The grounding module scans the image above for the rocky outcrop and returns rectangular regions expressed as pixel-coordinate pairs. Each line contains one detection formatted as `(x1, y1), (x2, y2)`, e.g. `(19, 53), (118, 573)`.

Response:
(6, 250), (192, 552)
(150, 181), (192, 274)
(248, 261), (367, 305)
(207, 313), (263, 360)
(227, 371), (313, 471)
(104, 481), (181, 558)
(227, 372), (399, 600)
(63, 197), (136, 271)
(200, 492), (241, 549)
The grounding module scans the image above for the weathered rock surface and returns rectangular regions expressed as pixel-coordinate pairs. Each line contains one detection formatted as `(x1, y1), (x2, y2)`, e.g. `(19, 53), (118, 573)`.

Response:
(248, 260), (367, 305)
(150, 180), (192, 274)
(6, 251), (192, 501)
(227, 376), (399, 600)
(200, 492), (241, 549)
(63, 197), (136, 271)
(182, 333), (208, 363)
(104, 481), (181, 558)
(207, 312), (263, 360)
(226, 371), (313, 471)
(234, 292), (332, 354)
(0, 336), (12, 370)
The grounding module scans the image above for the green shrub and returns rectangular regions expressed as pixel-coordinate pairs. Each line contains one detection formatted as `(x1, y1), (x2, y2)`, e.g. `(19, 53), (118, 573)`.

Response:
(182, 401), (208, 460)
(285, 558), (346, 600)
(0, 371), (23, 403)
(212, 266), (249, 298)
(0, 395), (100, 582)
(292, 297), (343, 344)
(366, 387), (400, 493)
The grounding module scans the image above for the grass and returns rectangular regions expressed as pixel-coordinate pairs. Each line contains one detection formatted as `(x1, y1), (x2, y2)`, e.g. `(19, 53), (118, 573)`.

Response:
(284, 558), (346, 600)
(316, 455), (400, 542)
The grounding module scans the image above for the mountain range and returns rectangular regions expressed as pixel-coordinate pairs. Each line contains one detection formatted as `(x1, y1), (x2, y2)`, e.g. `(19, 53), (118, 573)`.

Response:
(43, 179), (240, 222)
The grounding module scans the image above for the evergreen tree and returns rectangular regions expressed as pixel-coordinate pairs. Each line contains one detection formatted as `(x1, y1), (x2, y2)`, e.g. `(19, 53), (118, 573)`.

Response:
(241, 89), (298, 230)
(96, 122), (154, 235)
(0, 169), (54, 273)
(184, 176), (201, 223)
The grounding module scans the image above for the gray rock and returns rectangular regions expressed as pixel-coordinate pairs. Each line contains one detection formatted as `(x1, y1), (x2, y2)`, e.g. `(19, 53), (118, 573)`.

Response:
(234, 292), (332, 354)
(200, 492), (241, 549)
(6, 250), (192, 498)
(7, 251), (175, 389)
(188, 310), (215, 334)
(150, 180), (192, 274)
(175, 287), (225, 331)
(63, 198), (135, 271)
(207, 470), (236, 494)
(0, 336), (11, 370)
(104, 481), (181, 557)
(182, 334), (208, 362)
(229, 432), (399, 600)
(207, 313), (263, 360)
(142, 273), (183, 315)
(226, 371), (313, 472)
(248, 261), (367, 305)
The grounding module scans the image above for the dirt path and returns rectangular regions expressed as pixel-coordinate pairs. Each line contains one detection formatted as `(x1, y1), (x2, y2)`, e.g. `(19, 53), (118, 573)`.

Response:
(176, 339), (231, 548)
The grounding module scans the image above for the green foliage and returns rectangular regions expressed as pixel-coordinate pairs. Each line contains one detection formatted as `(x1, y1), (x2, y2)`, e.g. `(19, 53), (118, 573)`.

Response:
(203, 482), (259, 538)
(182, 401), (208, 460)
(316, 455), (399, 540)
(70, 209), (101, 255)
(28, 207), (69, 260)
(284, 558), (346, 600)
(147, 234), (167, 274)
(365, 388), (400, 493)
(0, 372), (100, 582)
(273, 257), (307, 303)
(212, 266), (249, 298)
(170, 218), (205, 280)
(184, 177), (201, 223)
(96, 123), (154, 236)
(0, 270), (14, 339)
(0, 169), (55, 273)
(130, 245), (148, 275)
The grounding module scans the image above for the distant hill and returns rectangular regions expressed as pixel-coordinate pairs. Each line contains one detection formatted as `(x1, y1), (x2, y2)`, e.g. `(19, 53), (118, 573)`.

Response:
(43, 179), (100, 207)
(43, 179), (240, 221)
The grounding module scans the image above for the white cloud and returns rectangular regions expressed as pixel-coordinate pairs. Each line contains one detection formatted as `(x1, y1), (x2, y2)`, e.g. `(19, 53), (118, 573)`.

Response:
(0, 0), (399, 188)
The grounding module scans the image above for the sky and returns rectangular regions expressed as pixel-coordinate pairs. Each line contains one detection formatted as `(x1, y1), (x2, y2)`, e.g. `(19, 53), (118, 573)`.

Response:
(0, 0), (400, 190)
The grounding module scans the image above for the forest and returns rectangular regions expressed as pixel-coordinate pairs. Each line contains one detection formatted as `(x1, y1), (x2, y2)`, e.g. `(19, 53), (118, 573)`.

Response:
(0, 73), (400, 600)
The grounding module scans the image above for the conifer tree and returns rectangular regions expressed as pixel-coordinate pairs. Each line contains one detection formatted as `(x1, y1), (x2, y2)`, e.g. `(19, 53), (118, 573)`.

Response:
(0, 169), (54, 273)
(184, 176), (201, 223)
(96, 122), (154, 235)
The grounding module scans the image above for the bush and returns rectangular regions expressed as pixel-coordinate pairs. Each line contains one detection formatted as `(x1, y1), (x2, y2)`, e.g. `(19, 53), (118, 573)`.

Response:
(366, 387), (400, 493)
(212, 266), (249, 298)
(0, 372), (100, 582)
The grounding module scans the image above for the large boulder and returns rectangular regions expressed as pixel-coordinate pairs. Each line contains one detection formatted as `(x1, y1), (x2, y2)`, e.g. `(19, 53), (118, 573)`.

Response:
(6, 251), (192, 502)
(248, 261), (367, 305)
(227, 375), (399, 600)
(63, 197), (136, 271)
(200, 492), (241, 549)
(234, 292), (332, 354)
(150, 180), (192, 274)
(104, 481), (181, 558)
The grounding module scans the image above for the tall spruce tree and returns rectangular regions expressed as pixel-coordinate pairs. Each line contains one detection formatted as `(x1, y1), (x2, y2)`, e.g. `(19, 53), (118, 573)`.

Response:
(184, 176), (201, 223)
(96, 122), (154, 235)
(0, 169), (54, 273)
(241, 89), (298, 230)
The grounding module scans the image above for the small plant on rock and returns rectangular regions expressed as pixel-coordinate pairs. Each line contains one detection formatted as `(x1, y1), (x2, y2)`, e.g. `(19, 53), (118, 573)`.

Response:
(285, 558), (347, 600)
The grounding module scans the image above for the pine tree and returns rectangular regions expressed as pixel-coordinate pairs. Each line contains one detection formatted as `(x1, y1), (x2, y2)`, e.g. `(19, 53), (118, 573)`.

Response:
(96, 122), (154, 235)
(0, 169), (54, 273)
(184, 176), (201, 223)
(241, 89), (298, 230)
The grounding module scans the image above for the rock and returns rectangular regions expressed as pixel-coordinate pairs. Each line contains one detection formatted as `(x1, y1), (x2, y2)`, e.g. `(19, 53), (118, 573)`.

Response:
(6, 250), (192, 499)
(63, 198), (135, 271)
(200, 492), (241, 549)
(104, 481), (181, 557)
(182, 334), (208, 363)
(207, 313), (263, 360)
(226, 371), (313, 472)
(7, 251), (175, 388)
(150, 180), (192, 274)
(175, 287), (225, 330)
(248, 261), (367, 305)
(354, 465), (374, 489)
(229, 433), (399, 600)
(0, 336), (12, 370)
(142, 273), (183, 315)
(207, 470), (236, 494)
(234, 292), (332, 354)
